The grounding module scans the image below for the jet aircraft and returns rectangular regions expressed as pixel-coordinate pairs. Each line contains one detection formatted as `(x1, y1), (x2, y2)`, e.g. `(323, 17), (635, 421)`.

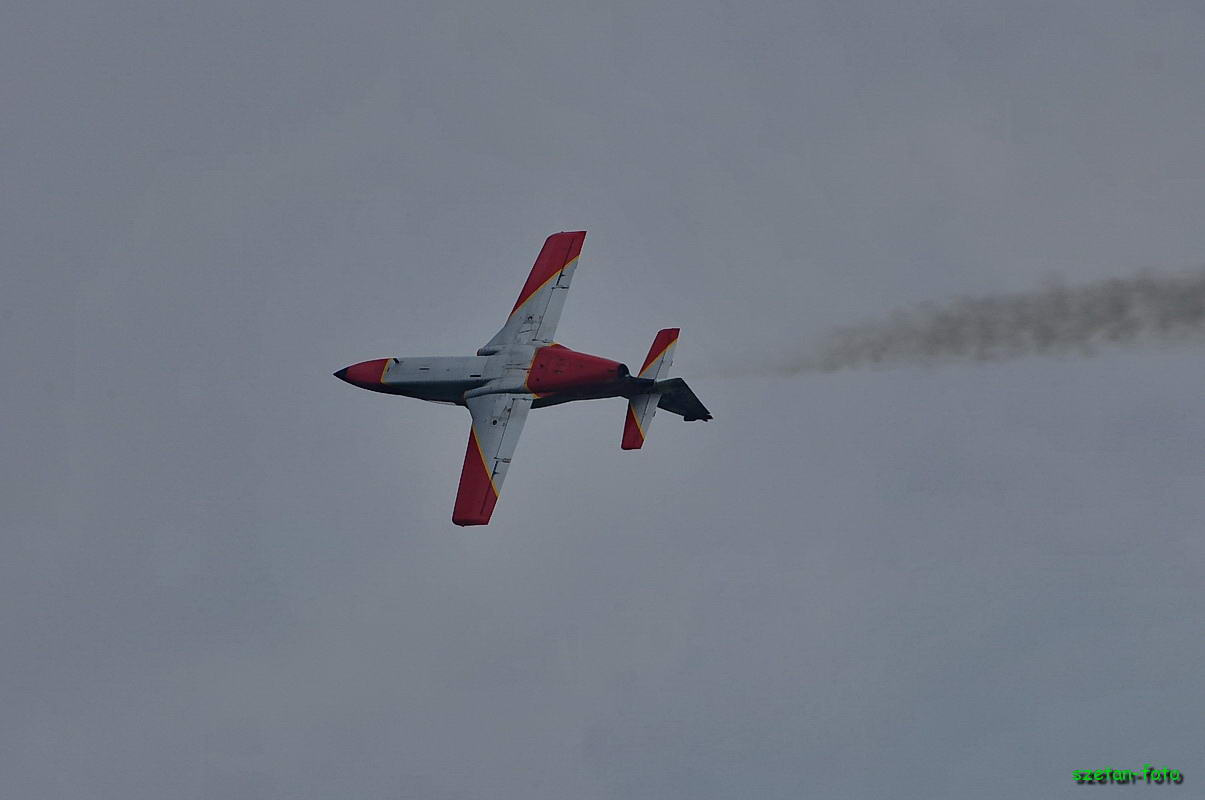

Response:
(335, 231), (711, 526)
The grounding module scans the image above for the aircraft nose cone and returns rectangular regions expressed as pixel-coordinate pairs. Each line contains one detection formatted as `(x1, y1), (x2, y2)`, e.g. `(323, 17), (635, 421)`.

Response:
(334, 359), (391, 388)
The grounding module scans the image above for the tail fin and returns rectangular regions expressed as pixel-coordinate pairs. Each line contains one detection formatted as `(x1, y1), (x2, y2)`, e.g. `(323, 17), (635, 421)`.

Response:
(622, 328), (679, 450)
(652, 378), (712, 421)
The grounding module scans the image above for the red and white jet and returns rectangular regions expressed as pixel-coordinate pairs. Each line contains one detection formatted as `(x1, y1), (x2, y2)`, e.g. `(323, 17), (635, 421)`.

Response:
(335, 231), (712, 526)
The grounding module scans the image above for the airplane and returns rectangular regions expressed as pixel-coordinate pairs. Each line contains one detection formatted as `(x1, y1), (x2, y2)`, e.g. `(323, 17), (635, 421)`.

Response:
(334, 231), (712, 526)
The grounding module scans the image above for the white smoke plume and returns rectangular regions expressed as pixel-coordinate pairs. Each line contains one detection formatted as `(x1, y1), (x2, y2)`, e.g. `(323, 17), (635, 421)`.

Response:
(785, 268), (1205, 374)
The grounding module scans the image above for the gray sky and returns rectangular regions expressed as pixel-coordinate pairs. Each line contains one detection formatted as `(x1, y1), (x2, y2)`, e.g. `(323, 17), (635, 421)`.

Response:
(4, 1), (1204, 797)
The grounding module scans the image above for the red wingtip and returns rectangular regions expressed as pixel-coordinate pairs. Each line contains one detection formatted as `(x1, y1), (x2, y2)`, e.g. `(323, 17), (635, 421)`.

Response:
(452, 428), (499, 526)
(510, 231), (587, 315)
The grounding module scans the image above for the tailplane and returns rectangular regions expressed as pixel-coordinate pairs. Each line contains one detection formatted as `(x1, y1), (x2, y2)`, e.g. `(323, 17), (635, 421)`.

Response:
(622, 328), (680, 449)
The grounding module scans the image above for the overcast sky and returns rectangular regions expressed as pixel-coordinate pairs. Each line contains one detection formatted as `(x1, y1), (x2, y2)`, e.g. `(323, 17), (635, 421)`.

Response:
(4, 2), (1204, 798)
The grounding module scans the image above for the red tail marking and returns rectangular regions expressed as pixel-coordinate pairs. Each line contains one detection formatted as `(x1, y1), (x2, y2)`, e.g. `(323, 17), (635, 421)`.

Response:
(639, 328), (679, 376)
(621, 403), (646, 450)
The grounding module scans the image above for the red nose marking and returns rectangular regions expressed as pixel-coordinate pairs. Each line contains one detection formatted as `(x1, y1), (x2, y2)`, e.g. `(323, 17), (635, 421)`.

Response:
(341, 359), (391, 386)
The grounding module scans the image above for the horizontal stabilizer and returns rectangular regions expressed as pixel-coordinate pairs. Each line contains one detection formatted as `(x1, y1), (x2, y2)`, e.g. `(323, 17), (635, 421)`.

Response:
(622, 394), (657, 449)
(622, 328), (680, 450)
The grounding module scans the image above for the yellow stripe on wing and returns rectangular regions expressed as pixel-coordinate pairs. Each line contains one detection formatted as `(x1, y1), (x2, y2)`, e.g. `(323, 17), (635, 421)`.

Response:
(471, 426), (500, 500)
(508, 256), (578, 319)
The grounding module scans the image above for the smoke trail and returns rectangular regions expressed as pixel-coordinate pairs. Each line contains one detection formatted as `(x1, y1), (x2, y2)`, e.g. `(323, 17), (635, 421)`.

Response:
(791, 268), (1205, 374)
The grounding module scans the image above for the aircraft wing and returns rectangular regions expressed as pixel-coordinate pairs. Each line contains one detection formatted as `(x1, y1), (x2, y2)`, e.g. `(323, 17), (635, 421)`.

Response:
(451, 392), (534, 526)
(483, 231), (585, 349)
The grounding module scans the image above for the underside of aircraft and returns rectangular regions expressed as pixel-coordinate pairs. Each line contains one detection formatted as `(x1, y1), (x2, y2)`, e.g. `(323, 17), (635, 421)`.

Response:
(335, 231), (711, 526)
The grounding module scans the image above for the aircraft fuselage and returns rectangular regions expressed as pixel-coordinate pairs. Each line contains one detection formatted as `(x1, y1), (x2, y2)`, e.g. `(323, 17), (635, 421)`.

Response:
(334, 344), (652, 408)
